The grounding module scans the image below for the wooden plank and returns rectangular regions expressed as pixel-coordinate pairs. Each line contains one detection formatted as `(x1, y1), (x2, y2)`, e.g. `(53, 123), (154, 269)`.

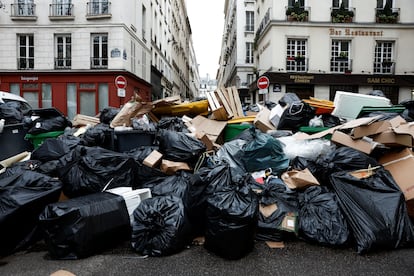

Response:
(225, 87), (238, 117)
(232, 86), (245, 117)
(215, 88), (234, 118)
(205, 92), (217, 110)
(212, 106), (228, 121)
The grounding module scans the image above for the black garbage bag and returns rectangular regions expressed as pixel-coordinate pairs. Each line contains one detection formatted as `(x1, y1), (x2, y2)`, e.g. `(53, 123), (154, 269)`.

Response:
(131, 195), (192, 256)
(28, 116), (71, 135)
(256, 177), (299, 242)
(187, 164), (233, 237)
(0, 102), (24, 124)
(39, 192), (131, 260)
(0, 171), (62, 257)
(241, 128), (289, 174)
(56, 146), (139, 198)
(330, 167), (414, 254)
(31, 135), (81, 163)
(99, 107), (119, 124)
(124, 146), (160, 163)
(157, 116), (188, 132)
(80, 123), (114, 149)
(141, 171), (192, 203)
(157, 129), (206, 167)
(204, 173), (259, 260)
(314, 147), (380, 186)
(214, 138), (247, 178)
(277, 101), (316, 132)
(298, 185), (349, 246)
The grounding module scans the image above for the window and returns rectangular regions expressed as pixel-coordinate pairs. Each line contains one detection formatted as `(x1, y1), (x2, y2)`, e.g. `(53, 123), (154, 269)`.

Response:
(42, 84), (52, 108)
(286, 39), (307, 72)
(17, 0), (34, 16)
(373, 85), (398, 104)
(90, 0), (109, 15)
(142, 5), (147, 42)
(329, 85), (357, 101)
(246, 42), (254, 63)
(374, 41), (394, 74)
(245, 11), (254, 32)
(91, 34), (108, 69)
(247, 74), (255, 85)
(55, 34), (71, 69)
(377, 0), (393, 9)
(67, 83), (76, 120)
(331, 40), (351, 73)
(333, 0), (349, 8)
(131, 41), (136, 73)
(52, 0), (72, 16)
(18, 34), (34, 70)
(288, 0), (304, 8)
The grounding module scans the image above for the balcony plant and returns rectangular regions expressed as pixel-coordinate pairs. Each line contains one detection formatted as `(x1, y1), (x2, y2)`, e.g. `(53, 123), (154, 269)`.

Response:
(331, 3), (354, 23)
(382, 59), (393, 67)
(376, 2), (399, 23)
(295, 55), (306, 63)
(335, 52), (348, 61)
(286, 1), (308, 22)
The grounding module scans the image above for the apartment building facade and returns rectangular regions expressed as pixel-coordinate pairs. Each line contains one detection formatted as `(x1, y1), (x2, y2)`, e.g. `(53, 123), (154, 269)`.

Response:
(218, 0), (257, 104)
(0, 0), (198, 118)
(220, 0), (414, 106)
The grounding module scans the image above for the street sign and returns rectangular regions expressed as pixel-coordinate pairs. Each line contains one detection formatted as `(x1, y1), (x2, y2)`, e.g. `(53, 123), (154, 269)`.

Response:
(257, 76), (270, 90)
(115, 75), (127, 89)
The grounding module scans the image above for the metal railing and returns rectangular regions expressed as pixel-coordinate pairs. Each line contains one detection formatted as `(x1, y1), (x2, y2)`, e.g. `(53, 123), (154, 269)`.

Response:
(90, 57), (108, 69)
(86, 1), (111, 16)
(11, 3), (36, 17)
(49, 3), (74, 17)
(54, 58), (72, 69)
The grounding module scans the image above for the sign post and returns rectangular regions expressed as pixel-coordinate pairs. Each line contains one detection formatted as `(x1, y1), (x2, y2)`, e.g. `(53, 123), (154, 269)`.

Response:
(115, 75), (127, 98)
(257, 75), (270, 96)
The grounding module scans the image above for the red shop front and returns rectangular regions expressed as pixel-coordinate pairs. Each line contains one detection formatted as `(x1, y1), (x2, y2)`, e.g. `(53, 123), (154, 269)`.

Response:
(0, 70), (151, 119)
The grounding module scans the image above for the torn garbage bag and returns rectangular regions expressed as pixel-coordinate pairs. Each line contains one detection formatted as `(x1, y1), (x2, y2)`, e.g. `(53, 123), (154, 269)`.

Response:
(298, 185), (349, 246)
(0, 171), (62, 257)
(39, 192), (131, 260)
(131, 195), (192, 256)
(205, 173), (259, 260)
(330, 167), (414, 254)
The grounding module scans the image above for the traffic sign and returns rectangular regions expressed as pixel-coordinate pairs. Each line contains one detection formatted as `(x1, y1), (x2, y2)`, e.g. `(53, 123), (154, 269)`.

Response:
(115, 75), (127, 89)
(257, 76), (270, 90)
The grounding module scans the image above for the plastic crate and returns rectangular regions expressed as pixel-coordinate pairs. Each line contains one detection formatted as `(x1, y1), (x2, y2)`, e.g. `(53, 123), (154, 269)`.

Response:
(112, 130), (156, 152)
(0, 123), (33, 160)
(25, 130), (65, 149)
(224, 123), (252, 142)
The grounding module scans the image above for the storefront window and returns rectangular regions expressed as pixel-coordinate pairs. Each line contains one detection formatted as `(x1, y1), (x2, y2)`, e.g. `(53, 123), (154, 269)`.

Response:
(23, 91), (38, 108)
(67, 83), (76, 120)
(80, 92), (96, 116)
(42, 83), (52, 108)
(98, 83), (108, 111)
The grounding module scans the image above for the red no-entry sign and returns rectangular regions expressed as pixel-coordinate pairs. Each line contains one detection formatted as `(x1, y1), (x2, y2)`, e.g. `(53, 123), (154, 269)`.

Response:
(115, 75), (127, 89)
(257, 76), (270, 90)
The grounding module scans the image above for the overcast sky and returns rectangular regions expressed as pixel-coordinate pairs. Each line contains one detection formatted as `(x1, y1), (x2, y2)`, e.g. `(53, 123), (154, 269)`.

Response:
(187, 1), (225, 80)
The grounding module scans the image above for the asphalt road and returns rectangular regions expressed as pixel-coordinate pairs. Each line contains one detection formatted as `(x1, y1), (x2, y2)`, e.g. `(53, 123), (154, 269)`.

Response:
(1, 239), (414, 276)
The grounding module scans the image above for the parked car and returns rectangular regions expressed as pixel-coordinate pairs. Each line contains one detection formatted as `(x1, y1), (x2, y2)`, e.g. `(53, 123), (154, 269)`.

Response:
(0, 91), (32, 116)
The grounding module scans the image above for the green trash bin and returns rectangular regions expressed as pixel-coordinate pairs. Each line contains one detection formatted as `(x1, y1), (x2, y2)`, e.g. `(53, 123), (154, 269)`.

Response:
(224, 124), (252, 142)
(25, 131), (65, 149)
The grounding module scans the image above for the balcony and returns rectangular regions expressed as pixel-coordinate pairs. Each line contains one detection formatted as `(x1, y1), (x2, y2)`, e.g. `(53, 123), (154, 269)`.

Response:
(286, 56), (308, 72)
(17, 57), (34, 70)
(10, 3), (37, 20)
(285, 5), (309, 22)
(90, 57), (108, 69)
(376, 7), (400, 24)
(374, 60), (395, 74)
(49, 3), (74, 20)
(54, 58), (71, 70)
(331, 6), (355, 23)
(86, 1), (111, 19)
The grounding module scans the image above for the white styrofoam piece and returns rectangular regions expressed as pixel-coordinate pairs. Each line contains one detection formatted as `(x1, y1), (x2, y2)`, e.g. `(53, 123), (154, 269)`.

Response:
(331, 91), (391, 121)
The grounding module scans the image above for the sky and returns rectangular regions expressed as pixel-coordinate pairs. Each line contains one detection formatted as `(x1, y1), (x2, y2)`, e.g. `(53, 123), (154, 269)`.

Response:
(186, 1), (225, 80)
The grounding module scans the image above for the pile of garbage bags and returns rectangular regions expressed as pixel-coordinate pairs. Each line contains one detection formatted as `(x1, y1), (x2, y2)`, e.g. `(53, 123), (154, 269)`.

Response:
(1, 94), (414, 261)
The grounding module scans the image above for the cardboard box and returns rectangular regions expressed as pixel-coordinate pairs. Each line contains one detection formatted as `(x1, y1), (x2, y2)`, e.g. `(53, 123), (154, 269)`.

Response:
(186, 115), (227, 144)
(143, 150), (163, 168)
(160, 159), (191, 175)
(352, 116), (406, 139)
(379, 148), (414, 217)
(331, 130), (377, 154)
(254, 107), (276, 133)
(373, 130), (412, 147)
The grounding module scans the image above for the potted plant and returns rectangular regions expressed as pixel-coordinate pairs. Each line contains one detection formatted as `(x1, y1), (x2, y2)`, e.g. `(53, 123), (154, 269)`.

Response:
(335, 52), (348, 61)
(331, 2), (354, 23)
(376, 2), (399, 23)
(295, 55), (306, 63)
(382, 59), (393, 67)
(286, 1), (309, 22)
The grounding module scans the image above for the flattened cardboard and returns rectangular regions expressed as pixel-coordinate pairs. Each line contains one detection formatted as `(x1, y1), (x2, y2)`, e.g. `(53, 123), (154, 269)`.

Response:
(331, 130), (376, 154)
(160, 159), (191, 175)
(352, 115), (406, 139)
(379, 148), (414, 217)
(373, 130), (412, 147)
